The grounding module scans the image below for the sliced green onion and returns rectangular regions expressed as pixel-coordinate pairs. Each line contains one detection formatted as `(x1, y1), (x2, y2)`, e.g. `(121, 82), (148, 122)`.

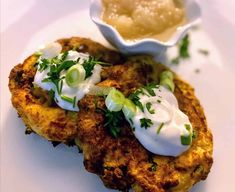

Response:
(181, 135), (192, 145)
(146, 102), (155, 114)
(105, 88), (125, 112)
(181, 124), (193, 145)
(65, 64), (85, 87)
(159, 70), (175, 92)
(157, 123), (164, 134)
(184, 124), (191, 131)
(73, 96), (77, 108)
(61, 95), (74, 104)
(160, 78), (175, 92)
(34, 51), (42, 56)
(122, 98), (136, 119)
(160, 71), (174, 81)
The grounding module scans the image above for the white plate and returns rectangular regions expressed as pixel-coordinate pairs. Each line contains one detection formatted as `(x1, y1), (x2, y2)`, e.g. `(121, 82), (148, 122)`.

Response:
(1, 0), (235, 192)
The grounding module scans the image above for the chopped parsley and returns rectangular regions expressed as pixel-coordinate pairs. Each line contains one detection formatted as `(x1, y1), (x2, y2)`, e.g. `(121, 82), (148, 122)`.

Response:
(148, 157), (158, 172)
(129, 83), (159, 112)
(172, 34), (190, 64)
(61, 51), (69, 61)
(179, 34), (190, 58)
(198, 49), (209, 56)
(157, 123), (164, 134)
(151, 163), (157, 172)
(140, 118), (153, 129)
(36, 52), (113, 106)
(41, 55), (76, 94)
(146, 102), (155, 114)
(38, 58), (50, 72)
(82, 56), (111, 78)
(96, 107), (124, 138)
(143, 83), (158, 96)
(192, 130), (197, 139)
(129, 90), (144, 112)
(171, 57), (180, 65)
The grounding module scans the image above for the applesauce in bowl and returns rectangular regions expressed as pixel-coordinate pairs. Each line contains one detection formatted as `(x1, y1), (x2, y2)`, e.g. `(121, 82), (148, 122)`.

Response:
(90, 0), (201, 55)
(102, 0), (186, 42)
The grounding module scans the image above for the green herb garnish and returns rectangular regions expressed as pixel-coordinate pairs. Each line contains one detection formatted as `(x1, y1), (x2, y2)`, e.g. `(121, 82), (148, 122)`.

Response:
(129, 90), (144, 112)
(61, 51), (69, 61)
(96, 107), (124, 138)
(185, 124), (191, 131)
(42, 59), (76, 93)
(172, 34), (190, 64)
(179, 34), (190, 58)
(60, 95), (77, 108)
(180, 124), (192, 145)
(61, 95), (74, 104)
(73, 96), (77, 108)
(38, 58), (50, 72)
(140, 118), (153, 129)
(151, 163), (157, 172)
(82, 56), (111, 78)
(148, 157), (158, 172)
(146, 102), (155, 114)
(171, 57), (180, 65)
(192, 130), (197, 139)
(198, 49), (209, 56)
(129, 83), (158, 112)
(143, 83), (157, 96)
(181, 135), (191, 145)
(157, 123), (164, 134)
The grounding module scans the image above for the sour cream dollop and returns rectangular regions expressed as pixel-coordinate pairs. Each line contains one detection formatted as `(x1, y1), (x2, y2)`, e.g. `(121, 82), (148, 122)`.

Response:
(129, 86), (193, 157)
(33, 42), (102, 111)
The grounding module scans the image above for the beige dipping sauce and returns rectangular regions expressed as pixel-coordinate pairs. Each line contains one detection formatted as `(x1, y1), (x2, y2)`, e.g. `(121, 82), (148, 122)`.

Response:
(102, 0), (186, 42)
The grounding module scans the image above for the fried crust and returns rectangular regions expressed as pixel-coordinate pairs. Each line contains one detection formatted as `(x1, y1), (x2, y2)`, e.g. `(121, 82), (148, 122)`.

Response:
(8, 37), (124, 143)
(76, 57), (213, 192)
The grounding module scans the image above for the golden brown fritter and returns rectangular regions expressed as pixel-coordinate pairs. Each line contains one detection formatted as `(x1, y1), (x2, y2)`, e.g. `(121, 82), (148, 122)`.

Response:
(9, 37), (213, 191)
(76, 57), (213, 192)
(8, 37), (124, 143)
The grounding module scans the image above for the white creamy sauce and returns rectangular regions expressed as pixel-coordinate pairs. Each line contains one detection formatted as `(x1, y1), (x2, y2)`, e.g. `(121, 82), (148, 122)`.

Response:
(130, 86), (193, 157)
(33, 43), (102, 111)
(34, 42), (192, 157)
(39, 42), (62, 59)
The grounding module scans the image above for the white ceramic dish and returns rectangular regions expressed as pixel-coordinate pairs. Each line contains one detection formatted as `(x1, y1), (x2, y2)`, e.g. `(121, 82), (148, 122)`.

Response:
(90, 0), (201, 55)
(1, 0), (235, 192)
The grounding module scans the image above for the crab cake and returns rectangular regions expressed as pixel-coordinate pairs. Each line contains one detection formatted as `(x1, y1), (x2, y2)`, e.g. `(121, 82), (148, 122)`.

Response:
(8, 37), (124, 143)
